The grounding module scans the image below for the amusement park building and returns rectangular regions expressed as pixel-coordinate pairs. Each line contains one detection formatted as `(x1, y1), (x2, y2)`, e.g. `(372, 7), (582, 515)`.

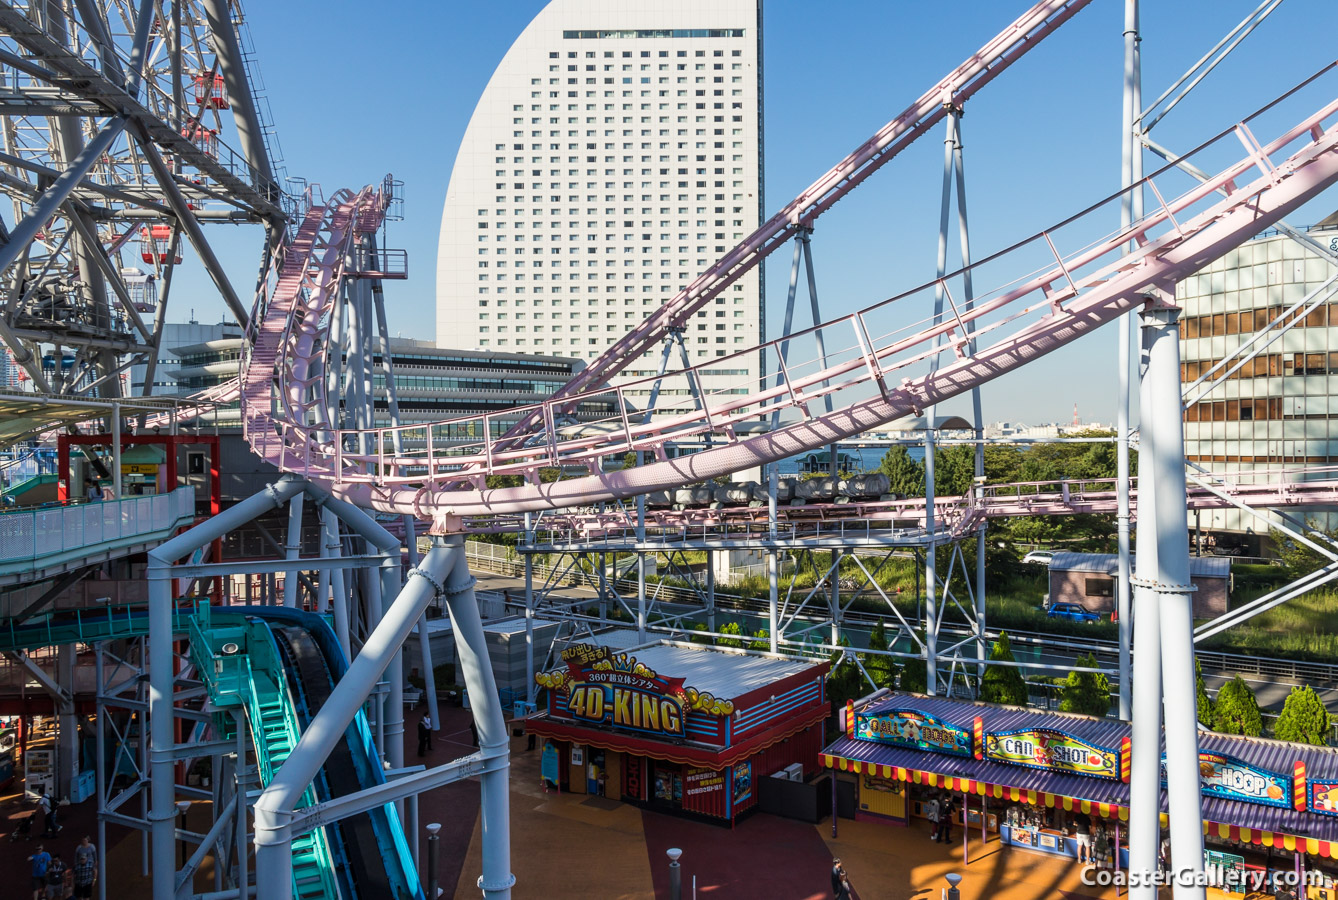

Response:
(436, 0), (764, 411)
(1178, 225), (1338, 541)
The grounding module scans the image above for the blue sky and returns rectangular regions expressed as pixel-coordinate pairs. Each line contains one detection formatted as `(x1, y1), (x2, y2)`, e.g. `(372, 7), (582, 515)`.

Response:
(182, 0), (1338, 424)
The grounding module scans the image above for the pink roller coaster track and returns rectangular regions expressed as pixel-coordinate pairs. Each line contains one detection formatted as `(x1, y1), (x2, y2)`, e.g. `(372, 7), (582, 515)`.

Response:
(229, 7), (1338, 534)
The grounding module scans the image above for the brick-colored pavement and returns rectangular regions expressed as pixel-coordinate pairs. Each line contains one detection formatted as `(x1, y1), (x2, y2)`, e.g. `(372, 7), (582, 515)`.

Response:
(443, 731), (1130, 900)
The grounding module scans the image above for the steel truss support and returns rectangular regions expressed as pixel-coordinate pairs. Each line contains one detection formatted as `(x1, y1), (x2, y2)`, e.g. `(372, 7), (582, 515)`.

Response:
(254, 535), (514, 900)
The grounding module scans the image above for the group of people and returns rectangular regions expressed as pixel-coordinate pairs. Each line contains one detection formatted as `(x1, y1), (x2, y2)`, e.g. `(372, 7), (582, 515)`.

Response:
(830, 857), (856, 899)
(1073, 811), (1114, 869)
(925, 793), (957, 844)
(27, 836), (97, 900)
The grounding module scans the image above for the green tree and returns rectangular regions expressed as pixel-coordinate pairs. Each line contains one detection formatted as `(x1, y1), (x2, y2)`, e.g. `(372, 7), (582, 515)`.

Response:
(1272, 520), (1338, 580)
(932, 444), (977, 497)
(865, 621), (898, 689)
(1059, 652), (1112, 717)
(1273, 685), (1332, 745)
(1212, 676), (1264, 736)
(878, 446), (924, 497)
(690, 623), (710, 645)
(898, 655), (928, 694)
(748, 628), (770, 652)
(717, 621), (746, 649)
(979, 633), (1029, 706)
(1195, 658), (1212, 725)
(827, 635), (864, 708)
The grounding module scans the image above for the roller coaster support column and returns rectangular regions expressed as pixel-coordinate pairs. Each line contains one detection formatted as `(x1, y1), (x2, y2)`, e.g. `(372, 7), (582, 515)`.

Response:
(407, 515), (441, 730)
(439, 534), (516, 898)
(1116, 0), (1143, 723)
(1128, 317), (1162, 900)
(147, 475), (306, 900)
(637, 466), (648, 644)
(768, 465), (779, 654)
(254, 543), (468, 900)
(706, 553), (716, 636)
(525, 512), (537, 706)
(282, 491), (304, 607)
(322, 505), (351, 660)
(924, 426), (938, 696)
(1143, 305), (1205, 898)
(313, 487), (408, 771)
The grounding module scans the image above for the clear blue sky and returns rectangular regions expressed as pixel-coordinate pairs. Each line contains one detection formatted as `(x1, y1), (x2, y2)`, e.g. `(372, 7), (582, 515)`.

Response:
(181, 0), (1338, 424)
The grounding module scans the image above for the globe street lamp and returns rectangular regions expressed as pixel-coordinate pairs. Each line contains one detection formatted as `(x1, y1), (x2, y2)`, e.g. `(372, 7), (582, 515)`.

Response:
(426, 822), (442, 899)
(667, 848), (683, 900)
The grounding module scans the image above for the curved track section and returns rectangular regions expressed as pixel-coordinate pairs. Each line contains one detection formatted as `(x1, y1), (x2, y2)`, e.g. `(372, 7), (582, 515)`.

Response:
(236, 86), (1338, 531)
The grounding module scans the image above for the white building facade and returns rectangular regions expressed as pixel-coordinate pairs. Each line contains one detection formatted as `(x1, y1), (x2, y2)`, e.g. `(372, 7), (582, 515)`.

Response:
(1178, 226), (1338, 544)
(437, 0), (764, 411)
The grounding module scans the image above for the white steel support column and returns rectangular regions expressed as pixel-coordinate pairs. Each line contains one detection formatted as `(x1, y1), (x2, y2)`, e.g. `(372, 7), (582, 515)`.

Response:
(282, 492), (304, 608)
(1116, 0), (1143, 723)
(406, 515), (439, 730)
(94, 642), (108, 900)
(323, 506), (350, 659)
(1143, 306), (1205, 898)
(524, 512), (536, 707)
(636, 482), (647, 643)
(147, 477), (306, 900)
(1128, 317), (1164, 900)
(439, 535), (516, 899)
(924, 428), (938, 696)
(705, 552), (716, 636)
(112, 403), (122, 500)
(768, 465), (779, 654)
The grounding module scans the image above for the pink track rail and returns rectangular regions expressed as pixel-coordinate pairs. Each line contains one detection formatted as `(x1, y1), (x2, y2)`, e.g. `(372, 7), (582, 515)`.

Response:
(230, 87), (1338, 533)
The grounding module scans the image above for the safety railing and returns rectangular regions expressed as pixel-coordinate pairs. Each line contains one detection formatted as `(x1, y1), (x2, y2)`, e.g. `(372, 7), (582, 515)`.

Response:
(0, 487), (195, 571)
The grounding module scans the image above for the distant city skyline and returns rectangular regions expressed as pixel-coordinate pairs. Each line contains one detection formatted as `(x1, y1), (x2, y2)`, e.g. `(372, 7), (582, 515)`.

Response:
(164, 1), (1338, 425)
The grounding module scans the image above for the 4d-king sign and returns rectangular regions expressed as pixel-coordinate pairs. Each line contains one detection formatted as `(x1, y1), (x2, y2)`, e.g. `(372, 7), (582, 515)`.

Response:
(537, 645), (734, 737)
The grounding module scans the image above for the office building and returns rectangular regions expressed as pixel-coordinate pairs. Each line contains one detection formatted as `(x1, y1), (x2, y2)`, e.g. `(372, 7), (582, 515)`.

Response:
(1178, 224), (1338, 546)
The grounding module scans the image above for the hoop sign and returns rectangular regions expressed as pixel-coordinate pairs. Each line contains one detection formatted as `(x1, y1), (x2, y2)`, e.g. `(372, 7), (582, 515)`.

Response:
(985, 728), (1120, 779)
(854, 708), (973, 757)
(1161, 752), (1290, 808)
(1310, 781), (1338, 817)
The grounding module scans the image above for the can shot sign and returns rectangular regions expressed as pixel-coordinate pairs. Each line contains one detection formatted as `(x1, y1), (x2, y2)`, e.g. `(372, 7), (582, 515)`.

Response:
(985, 728), (1119, 779)
(535, 644), (735, 737)
(855, 708), (972, 757)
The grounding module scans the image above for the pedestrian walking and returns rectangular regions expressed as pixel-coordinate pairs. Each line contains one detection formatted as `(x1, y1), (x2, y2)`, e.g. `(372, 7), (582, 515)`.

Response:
(926, 796), (941, 841)
(43, 853), (66, 900)
(84, 479), (102, 502)
(73, 835), (97, 898)
(936, 794), (955, 844)
(37, 791), (59, 836)
(830, 857), (845, 898)
(417, 715), (431, 758)
(28, 844), (50, 900)
(836, 873), (855, 900)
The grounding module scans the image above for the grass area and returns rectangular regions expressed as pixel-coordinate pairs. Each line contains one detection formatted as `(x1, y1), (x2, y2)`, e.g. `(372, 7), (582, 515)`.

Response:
(1198, 589), (1338, 660)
